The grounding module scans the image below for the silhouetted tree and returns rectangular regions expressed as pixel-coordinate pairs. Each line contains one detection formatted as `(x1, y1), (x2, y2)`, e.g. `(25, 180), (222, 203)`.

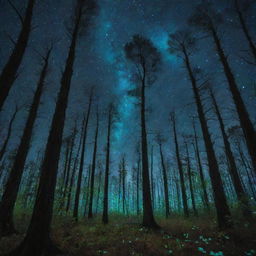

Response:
(9, 1), (97, 254)
(66, 117), (85, 213)
(0, 105), (20, 162)
(192, 120), (210, 211)
(88, 108), (99, 218)
(125, 35), (161, 229)
(0, 47), (52, 237)
(234, 0), (256, 62)
(0, 0), (36, 111)
(170, 112), (189, 218)
(189, 2), (256, 175)
(73, 90), (93, 221)
(102, 103), (114, 224)
(184, 139), (198, 216)
(156, 134), (170, 218)
(59, 123), (77, 211)
(168, 30), (232, 229)
(150, 145), (155, 208)
(208, 87), (252, 218)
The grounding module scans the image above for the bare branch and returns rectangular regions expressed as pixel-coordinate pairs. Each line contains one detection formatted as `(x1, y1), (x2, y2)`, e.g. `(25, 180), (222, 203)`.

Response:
(7, 0), (24, 25)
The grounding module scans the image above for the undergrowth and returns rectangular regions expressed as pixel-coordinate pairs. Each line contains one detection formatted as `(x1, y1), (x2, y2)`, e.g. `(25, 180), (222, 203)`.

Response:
(0, 212), (255, 256)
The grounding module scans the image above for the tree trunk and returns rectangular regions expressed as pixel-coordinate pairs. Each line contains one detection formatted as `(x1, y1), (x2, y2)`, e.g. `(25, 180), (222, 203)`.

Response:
(136, 155), (141, 215)
(88, 111), (99, 218)
(171, 113), (189, 218)
(83, 165), (91, 216)
(0, 106), (19, 162)
(159, 142), (170, 218)
(183, 46), (232, 229)
(209, 88), (252, 218)
(192, 122), (210, 211)
(0, 48), (51, 237)
(66, 118), (85, 213)
(0, 0), (35, 111)
(60, 126), (77, 211)
(9, 6), (82, 255)
(185, 141), (198, 216)
(210, 25), (256, 174)
(102, 105), (112, 224)
(150, 145), (155, 209)
(140, 70), (158, 228)
(95, 164), (102, 214)
(235, 0), (256, 61)
(73, 92), (93, 221)
(121, 157), (126, 215)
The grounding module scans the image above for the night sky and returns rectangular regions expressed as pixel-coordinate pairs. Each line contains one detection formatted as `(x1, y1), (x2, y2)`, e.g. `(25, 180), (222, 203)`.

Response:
(0, 0), (255, 172)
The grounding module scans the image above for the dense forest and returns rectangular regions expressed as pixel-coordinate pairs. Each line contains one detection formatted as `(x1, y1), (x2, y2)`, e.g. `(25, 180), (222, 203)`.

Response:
(0, 0), (255, 255)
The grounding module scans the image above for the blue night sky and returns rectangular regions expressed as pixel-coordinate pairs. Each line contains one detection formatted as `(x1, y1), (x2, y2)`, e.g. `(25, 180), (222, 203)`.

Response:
(0, 0), (255, 172)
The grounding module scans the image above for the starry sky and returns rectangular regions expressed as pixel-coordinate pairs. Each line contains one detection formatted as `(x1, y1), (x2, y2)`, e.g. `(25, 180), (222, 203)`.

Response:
(0, 0), (255, 171)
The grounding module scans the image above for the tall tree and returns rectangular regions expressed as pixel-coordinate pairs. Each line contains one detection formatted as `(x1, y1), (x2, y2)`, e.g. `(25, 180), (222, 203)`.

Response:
(0, 0), (35, 111)
(95, 161), (103, 214)
(234, 0), (256, 62)
(156, 135), (170, 218)
(66, 118), (85, 213)
(9, 1), (97, 255)
(59, 123), (77, 211)
(0, 105), (20, 162)
(102, 103), (114, 224)
(171, 113), (189, 218)
(125, 35), (161, 229)
(192, 121), (210, 211)
(189, 2), (256, 174)
(73, 90), (93, 221)
(184, 139), (198, 216)
(150, 145), (155, 209)
(168, 30), (232, 229)
(88, 109), (99, 218)
(0, 47), (52, 237)
(120, 156), (127, 214)
(208, 87), (252, 218)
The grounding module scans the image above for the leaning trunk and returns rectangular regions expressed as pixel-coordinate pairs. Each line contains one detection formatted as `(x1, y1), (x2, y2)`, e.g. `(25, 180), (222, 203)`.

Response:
(183, 46), (232, 229)
(210, 25), (256, 174)
(73, 93), (92, 221)
(9, 7), (82, 255)
(0, 49), (51, 237)
(210, 89), (251, 218)
(0, 0), (35, 111)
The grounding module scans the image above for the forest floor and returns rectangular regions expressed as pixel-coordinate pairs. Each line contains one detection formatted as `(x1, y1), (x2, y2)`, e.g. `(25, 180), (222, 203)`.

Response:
(0, 213), (256, 256)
